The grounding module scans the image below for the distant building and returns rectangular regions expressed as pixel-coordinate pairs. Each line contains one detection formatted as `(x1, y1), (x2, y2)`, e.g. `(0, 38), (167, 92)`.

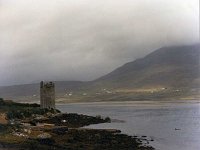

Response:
(40, 81), (55, 109)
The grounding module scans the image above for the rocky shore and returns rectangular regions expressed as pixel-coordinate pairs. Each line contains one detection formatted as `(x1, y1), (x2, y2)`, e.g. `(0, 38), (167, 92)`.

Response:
(0, 98), (154, 150)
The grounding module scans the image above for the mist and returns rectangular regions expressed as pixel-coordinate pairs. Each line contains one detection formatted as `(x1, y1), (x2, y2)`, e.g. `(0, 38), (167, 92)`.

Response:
(0, 0), (199, 86)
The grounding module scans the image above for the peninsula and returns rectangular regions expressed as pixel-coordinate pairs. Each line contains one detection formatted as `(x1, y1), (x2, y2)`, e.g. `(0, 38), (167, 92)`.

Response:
(0, 98), (154, 150)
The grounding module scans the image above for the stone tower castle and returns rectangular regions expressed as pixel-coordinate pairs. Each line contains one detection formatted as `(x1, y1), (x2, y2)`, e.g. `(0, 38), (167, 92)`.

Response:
(40, 81), (55, 109)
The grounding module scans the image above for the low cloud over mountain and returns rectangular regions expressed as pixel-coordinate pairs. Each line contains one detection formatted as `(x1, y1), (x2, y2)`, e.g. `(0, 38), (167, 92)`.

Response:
(0, 0), (199, 85)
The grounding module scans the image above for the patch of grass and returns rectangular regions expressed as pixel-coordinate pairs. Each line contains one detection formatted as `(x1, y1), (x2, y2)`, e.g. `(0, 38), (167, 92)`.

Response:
(0, 133), (26, 144)
(0, 98), (60, 120)
(6, 108), (59, 120)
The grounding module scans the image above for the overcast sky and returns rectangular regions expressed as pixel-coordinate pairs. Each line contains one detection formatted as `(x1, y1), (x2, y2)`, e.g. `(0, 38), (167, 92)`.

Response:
(0, 0), (199, 86)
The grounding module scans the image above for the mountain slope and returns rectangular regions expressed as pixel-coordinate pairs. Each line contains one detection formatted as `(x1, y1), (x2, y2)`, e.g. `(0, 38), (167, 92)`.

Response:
(0, 81), (85, 102)
(0, 44), (199, 102)
(93, 44), (200, 89)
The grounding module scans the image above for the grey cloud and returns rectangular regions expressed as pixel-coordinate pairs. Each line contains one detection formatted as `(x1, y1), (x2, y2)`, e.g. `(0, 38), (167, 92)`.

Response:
(0, 0), (199, 85)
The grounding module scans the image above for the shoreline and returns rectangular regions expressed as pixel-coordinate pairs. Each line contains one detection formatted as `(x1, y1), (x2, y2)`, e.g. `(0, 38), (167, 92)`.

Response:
(0, 98), (154, 150)
(56, 99), (200, 107)
(19, 98), (200, 106)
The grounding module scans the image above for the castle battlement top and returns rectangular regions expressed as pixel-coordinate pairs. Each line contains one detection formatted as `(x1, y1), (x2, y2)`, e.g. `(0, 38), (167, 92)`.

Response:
(40, 81), (55, 88)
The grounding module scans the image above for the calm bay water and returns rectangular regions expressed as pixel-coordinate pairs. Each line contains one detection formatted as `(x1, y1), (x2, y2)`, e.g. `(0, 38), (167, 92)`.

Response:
(57, 101), (200, 150)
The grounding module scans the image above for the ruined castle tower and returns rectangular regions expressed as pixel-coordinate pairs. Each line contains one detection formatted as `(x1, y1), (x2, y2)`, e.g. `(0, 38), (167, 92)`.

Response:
(40, 81), (55, 109)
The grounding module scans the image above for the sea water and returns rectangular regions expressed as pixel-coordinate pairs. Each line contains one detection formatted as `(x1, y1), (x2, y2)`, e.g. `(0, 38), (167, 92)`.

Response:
(57, 100), (200, 150)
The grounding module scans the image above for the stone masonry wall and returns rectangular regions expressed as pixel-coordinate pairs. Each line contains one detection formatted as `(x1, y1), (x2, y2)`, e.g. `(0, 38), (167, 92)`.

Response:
(40, 81), (55, 109)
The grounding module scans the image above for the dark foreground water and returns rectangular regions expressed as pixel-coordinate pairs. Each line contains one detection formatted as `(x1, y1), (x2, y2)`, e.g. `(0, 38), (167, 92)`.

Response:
(57, 100), (200, 150)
